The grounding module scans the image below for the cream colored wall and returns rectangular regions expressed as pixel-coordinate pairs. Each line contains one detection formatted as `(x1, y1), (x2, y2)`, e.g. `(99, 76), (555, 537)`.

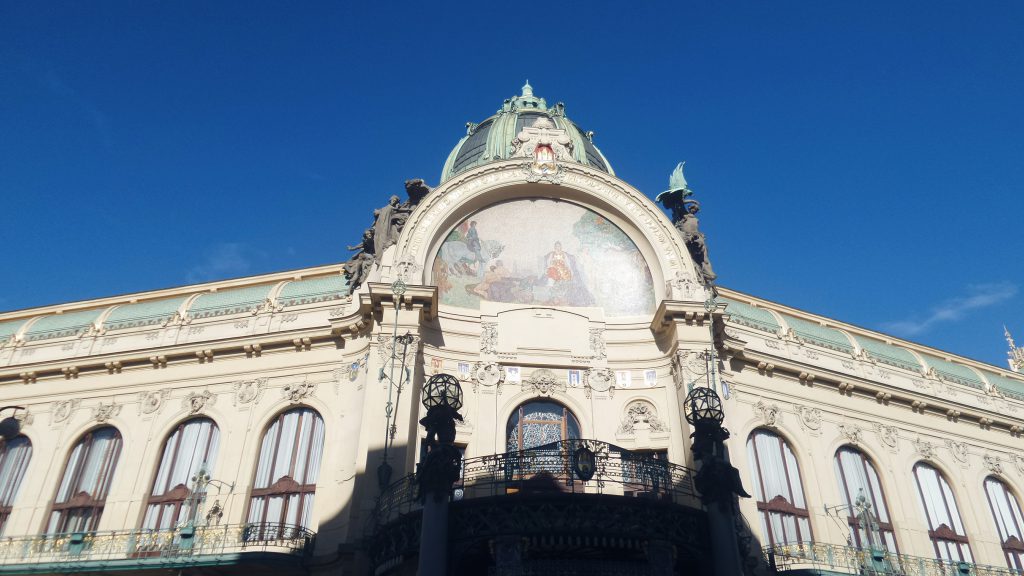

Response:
(719, 293), (1024, 569)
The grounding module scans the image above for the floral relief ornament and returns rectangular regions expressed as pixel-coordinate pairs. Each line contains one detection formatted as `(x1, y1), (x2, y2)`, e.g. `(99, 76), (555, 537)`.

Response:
(138, 390), (170, 415)
(945, 439), (969, 464)
(753, 400), (781, 427)
(873, 423), (899, 449)
(183, 391), (215, 415)
(283, 380), (317, 403)
(617, 400), (668, 435)
(51, 399), (80, 424)
(92, 402), (121, 423)
(914, 437), (937, 460)
(233, 378), (268, 406)
(793, 404), (822, 431)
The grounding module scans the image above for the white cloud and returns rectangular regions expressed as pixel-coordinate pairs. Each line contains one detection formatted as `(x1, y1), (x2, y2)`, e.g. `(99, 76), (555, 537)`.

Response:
(187, 243), (253, 283)
(882, 282), (1018, 337)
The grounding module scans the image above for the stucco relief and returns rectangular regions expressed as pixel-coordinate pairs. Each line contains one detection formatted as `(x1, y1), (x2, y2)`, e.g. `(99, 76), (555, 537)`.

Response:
(283, 380), (316, 403)
(838, 423), (863, 445)
(522, 368), (565, 396)
(584, 368), (615, 399)
(233, 378), (267, 406)
(589, 328), (607, 360)
(945, 439), (969, 464)
(480, 323), (498, 355)
(472, 362), (504, 392)
(617, 400), (668, 435)
(183, 390), (215, 415)
(873, 423), (899, 449)
(914, 437), (937, 460)
(92, 402), (121, 423)
(51, 399), (80, 425)
(984, 454), (1003, 475)
(753, 401), (781, 428)
(138, 390), (169, 415)
(793, 404), (822, 431)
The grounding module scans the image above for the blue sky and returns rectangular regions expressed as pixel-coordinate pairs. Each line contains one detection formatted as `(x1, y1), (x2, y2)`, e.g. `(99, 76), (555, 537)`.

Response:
(2, 2), (1022, 367)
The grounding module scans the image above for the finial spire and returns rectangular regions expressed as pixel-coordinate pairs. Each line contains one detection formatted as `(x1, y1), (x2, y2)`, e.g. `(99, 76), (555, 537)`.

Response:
(1008, 326), (1024, 372)
(522, 80), (533, 97)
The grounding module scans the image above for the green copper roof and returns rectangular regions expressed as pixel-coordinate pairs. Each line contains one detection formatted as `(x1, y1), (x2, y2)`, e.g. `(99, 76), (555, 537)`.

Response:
(779, 314), (854, 353)
(189, 285), (272, 319)
(984, 371), (1024, 401)
(441, 83), (614, 183)
(103, 296), (188, 331)
(721, 298), (781, 333)
(0, 319), (27, 342)
(919, 354), (984, 389)
(276, 275), (349, 307)
(24, 309), (103, 341)
(852, 335), (923, 372)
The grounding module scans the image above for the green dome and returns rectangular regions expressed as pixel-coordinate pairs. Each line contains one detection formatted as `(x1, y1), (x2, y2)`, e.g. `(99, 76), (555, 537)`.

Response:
(440, 82), (615, 183)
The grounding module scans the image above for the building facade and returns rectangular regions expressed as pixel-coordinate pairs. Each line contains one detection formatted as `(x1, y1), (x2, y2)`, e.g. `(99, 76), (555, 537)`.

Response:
(0, 84), (1023, 576)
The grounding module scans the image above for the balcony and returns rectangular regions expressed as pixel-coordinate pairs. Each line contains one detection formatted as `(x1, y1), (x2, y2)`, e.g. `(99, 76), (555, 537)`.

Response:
(766, 542), (1023, 576)
(0, 522), (314, 574)
(369, 439), (708, 575)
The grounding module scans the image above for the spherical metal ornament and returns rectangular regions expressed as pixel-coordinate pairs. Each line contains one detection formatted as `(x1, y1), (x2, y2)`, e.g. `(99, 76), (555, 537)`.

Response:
(0, 416), (21, 441)
(422, 373), (463, 412)
(684, 386), (724, 426)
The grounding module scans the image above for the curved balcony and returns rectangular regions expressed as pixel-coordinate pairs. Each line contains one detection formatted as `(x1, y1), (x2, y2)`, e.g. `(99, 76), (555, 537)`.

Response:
(369, 440), (707, 576)
(0, 522), (314, 574)
(766, 542), (1024, 576)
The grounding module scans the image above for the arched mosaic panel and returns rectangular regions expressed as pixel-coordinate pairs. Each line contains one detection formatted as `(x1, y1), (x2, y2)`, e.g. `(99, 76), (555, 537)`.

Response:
(431, 198), (655, 316)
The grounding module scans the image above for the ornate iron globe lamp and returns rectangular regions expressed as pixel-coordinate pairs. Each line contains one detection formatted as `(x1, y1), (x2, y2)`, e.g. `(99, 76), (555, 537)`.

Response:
(0, 407), (25, 441)
(684, 386), (724, 427)
(422, 373), (463, 412)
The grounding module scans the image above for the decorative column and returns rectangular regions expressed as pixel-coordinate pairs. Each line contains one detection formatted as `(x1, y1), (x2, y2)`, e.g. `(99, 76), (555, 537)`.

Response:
(685, 387), (750, 576)
(417, 373), (464, 576)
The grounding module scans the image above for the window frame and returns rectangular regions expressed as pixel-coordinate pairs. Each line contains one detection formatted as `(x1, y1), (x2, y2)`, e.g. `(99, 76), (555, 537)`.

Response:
(833, 446), (898, 552)
(0, 435), (32, 535)
(747, 429), (813, 546)
(983, 476), (1024, 571)
(143, 418), (220, 530)
(47, 426), (123, 534)
(506, 400), (581, 452)
(913, 462), (972, 562)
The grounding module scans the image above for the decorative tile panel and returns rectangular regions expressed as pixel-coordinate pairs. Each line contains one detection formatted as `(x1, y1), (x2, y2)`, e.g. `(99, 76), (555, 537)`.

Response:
(103, 296), (188, 331)
(188, 285), (273, 319)
(0, 319), (27, 342)
(24, 309), (103, 341)
(276, 275), (349, 307)
(919, 354), (984, 389)
(720, 298), (781, 334)
(852, 335), (922, 372)
(779, 314), (853, 353)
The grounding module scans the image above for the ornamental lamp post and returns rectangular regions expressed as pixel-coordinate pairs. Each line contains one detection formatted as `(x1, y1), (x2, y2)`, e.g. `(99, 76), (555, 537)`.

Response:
(684, 387), (749, 576)
(416, 373), (464, 576)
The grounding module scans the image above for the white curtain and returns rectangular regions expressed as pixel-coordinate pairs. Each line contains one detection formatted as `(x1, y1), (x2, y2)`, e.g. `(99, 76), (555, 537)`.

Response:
(143, 419), (220, 530)
(747, 431), (810, 545)
(914, 463), (972, 562)
(49, 427), (122, 534)
(249, 409), (325, 531)
(984, 477), (1024, 569)
(834, 448), (896, 550)
(0, 437), (32, 507)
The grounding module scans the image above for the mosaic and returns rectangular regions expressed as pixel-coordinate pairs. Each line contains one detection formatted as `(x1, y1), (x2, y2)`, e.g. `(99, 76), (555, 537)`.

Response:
(431, 199), (654, 316)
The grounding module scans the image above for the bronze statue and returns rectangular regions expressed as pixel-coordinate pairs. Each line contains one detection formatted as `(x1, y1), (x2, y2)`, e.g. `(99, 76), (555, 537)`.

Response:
(343, 179), (434, 289)
(655, 162), (717, 285)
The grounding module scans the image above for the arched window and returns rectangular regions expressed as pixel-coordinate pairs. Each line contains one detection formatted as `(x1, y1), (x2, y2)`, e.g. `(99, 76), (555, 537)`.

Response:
(247, 408), (324, 536)
(143, 418), (220, 530)
(984, 477), (1024, 570)
(913, 463), (972, 562)
(834, 447), (897, 551)
(506, 400), (581, 451)
(0, 436), (32, 535)
(48, 427), (122, 534)
(746, 430), (812, 546)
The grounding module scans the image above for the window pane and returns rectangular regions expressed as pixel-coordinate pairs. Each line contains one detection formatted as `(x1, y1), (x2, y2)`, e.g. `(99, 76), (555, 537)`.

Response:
(143, 419), (220, 530)
(747, 430), (811, 546)
(49, 427), (122, 534)
(247, 409), (324, 533)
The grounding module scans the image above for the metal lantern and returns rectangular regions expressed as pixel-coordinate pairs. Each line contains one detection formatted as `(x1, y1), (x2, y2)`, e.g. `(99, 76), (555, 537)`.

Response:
(684, 386), (724, 427)
(0, 417), (19, 441)
(422, 373), (463, 412)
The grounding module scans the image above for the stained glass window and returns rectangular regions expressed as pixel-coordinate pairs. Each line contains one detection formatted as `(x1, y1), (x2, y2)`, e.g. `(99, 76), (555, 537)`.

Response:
(506, 401), (581, 452)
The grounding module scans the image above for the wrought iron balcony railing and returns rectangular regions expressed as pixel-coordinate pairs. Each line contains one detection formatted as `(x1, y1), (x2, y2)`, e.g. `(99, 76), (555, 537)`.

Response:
(0, 522), (315, 568)
(371, 439), (697, 528)
(766, 541), (1024, 576)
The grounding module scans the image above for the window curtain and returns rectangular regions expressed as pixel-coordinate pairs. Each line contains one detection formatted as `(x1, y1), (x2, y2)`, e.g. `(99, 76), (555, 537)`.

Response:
(0, 436), (32, 535)
(913, 463), (972, 562)
(143, 419), (220, 530)
(746, 430), (812, 546)
(247, 409), (324, 536)
(48, 427), (122, 534)
(984, 477), (1024, 570)
(834, 447), (898, 551)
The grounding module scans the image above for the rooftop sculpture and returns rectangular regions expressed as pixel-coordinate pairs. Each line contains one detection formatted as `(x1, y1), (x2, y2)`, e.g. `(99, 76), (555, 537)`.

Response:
(656, 162), (717, 285)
